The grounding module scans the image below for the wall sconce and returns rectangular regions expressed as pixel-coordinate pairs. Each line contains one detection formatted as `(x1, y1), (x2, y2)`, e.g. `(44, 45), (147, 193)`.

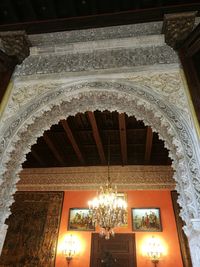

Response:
(62, 234), (80, 265)
(144, 236), (164, 267)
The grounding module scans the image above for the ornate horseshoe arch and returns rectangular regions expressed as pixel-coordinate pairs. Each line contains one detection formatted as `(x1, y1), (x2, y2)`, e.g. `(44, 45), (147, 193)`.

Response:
(0, 79), (200, 265)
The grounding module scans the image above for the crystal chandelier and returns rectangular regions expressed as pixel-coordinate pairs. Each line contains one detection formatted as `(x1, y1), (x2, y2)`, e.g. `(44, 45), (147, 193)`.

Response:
(88, 137), (128, 239)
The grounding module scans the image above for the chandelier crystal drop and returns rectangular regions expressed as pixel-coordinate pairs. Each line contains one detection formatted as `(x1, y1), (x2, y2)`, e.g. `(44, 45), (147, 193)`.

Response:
(88, 166), (127, 239)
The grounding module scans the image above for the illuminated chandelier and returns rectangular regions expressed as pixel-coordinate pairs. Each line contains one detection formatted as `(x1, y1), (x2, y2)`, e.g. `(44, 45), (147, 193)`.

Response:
(88, 137), (128, 239)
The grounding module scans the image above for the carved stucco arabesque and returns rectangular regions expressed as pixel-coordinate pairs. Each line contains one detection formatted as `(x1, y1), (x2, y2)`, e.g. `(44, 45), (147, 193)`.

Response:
(0, 30), (200, 265)
(18, 165), (175, 191)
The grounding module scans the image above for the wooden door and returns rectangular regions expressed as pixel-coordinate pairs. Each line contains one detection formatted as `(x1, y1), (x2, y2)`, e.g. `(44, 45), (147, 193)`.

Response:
(90, 233), (137, 267)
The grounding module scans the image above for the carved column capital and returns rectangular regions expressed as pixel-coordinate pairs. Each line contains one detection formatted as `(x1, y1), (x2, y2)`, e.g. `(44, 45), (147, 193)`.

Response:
(162, 11), (197, 49)
(0, 31), (31, 64)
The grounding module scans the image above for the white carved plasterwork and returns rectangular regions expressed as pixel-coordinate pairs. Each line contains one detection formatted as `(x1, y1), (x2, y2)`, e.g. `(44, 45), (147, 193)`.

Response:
(0, 76), (200, 266)
(0, 79), (200, 230)
(27, 19), (200, 47)
(18, 165), (175, 191)
(0, 26), (199, 264)
(29, 22), (164, 46)
(1, 81), (65, 121)
(127, 71), (188, 114)
(13, 34), (178, 77)
(14, 45), (178, 76)
(2, 67), (190, 123)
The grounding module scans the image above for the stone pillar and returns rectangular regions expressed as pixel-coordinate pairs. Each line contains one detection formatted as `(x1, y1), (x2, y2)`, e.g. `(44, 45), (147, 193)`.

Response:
(0, 223), (8, 254)
(184, 219), (200, 267)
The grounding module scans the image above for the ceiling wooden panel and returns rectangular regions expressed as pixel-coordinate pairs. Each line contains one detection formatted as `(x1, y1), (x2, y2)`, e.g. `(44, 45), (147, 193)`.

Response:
(0, 0), (199, 33)
(23, 110), (171, 168)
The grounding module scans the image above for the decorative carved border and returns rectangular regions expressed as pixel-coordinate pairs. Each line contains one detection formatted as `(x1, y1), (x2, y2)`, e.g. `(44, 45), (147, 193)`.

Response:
(14, 44), (178, 77)
(3, 67), (188, 121)
(29, 22), (164, 46)
(18, 165), (175, 191)
(28, 19), (199, 47)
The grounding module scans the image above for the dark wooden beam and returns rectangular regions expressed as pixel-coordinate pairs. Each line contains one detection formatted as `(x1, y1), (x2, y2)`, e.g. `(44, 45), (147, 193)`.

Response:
(1, 0), (19, 24)
(179, 50), (200, 126)
(90, 0), (97, 15)
(14, 0), (37, 21)
(187, 38), (200, 57)
(178, 22), (200, 126)
(0, 3), (199, 34)
(181, 23), (200, 57)
(43, 131), (65, 166)
(144, 126), (153, 164)
(31, 148), (46, 167)
(87, 111), (106, 165)
(118, 113), (127, 165)
(61, 119), (85, 165)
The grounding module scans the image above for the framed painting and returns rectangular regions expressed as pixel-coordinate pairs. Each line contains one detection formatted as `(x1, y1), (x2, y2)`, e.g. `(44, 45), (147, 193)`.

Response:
(68, 208), (95, 231)
(117, 192), (127, 202)
(117, 193), (128, 227)
(131, 208), (162, 232)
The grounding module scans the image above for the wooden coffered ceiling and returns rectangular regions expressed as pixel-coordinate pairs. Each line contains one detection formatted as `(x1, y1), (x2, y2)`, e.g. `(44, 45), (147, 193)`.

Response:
(23, 110), (171, 168)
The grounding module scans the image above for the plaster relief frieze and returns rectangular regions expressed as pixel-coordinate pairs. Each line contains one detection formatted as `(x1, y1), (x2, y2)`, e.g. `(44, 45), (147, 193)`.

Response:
(14, 45), (178, 77)
(28, 19), (199, 47)
(18, 166), (175, 191)
(2, 68), (189, 123)
(29, 22), (164, 46)
(127, 71), (189, 114)
(1, 82), (65, 121)
(30, 35), (165, 56)
(18, 184), (175, 191)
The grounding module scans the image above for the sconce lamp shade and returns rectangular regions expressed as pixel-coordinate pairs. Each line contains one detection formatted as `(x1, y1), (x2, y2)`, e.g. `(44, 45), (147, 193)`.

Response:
(62, 234), (79, 265)
(144, 236), (164, 266)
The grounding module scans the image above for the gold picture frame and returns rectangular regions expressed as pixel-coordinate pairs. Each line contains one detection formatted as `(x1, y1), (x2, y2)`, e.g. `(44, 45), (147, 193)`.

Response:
(131, 208), (162, 232)
(68, 208), (95, 231)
